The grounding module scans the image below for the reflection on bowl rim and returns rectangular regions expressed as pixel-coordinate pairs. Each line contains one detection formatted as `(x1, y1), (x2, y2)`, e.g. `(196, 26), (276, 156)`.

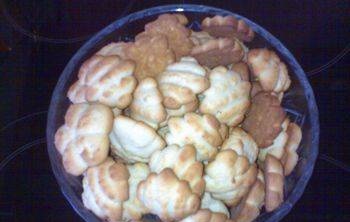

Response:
(46, 4), (319, 222)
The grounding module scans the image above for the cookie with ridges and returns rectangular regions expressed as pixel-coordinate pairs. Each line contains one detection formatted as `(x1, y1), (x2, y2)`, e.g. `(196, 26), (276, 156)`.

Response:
(191, 38), (244, 68)
(149, 145), (205, 195)
(158, 56), (209, 116)
(165, 112), (224, 161)
(199, 66), (251, 126)
(247, 48), (291, 93)
(230, 170), (265, 222)
(264, 155), (284, 212)
(201, 15), (255, 42)
(221, 127), (258, 164)
(67, 55), (137, 108)
(137, 168), (200, 221)
(109, 115), (166, 163)
(130, 77), (166, 129)
(281, 122), (302, 176)
(54, 103), (113, 176)
(82, 158), (129, 222)
(204, 149), (258, 206)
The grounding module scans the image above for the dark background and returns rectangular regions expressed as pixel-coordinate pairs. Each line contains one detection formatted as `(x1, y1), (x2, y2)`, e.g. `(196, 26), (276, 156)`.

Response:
(0, 0), (349, 221)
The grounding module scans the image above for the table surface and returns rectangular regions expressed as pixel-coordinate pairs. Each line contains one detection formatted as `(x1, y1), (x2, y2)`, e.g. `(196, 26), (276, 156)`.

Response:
(0, 0), (349, 221)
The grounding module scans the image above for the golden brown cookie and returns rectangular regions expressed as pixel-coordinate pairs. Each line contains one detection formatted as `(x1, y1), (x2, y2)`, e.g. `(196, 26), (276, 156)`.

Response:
(281, 122), (302, 176)
(201, 15), (255, 42)
(137, 14), (193, 60)
(191, 38), (244, 68)
(264, 155), (284, 212)
(242, 92), (286, 148)
(126, 34), (175, 81)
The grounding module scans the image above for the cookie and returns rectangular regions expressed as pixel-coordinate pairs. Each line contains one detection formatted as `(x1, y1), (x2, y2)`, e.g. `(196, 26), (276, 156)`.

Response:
(204, 149), (258, 206)
(247, 48), (291, 93)
(242, 92), (286, 148)
(137, 169), (200, 221)
(138, 14), (193, 60)
(191, 38), (244, 68)
(201, 15), (255, 42)
(126, 34), (175, 81)
(264, 155), (284, 212)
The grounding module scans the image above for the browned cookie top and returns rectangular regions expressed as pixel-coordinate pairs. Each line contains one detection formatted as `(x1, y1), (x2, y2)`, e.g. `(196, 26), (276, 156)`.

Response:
(242, 92), (286, 147)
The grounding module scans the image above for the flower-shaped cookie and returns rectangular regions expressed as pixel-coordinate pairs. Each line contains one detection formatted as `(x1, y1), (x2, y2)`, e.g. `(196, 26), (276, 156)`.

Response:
(191, 38), (244, 68)
(158, 57), (209, 116)
(264, 155), (284, 212)
(165, 113), (224, 161)
(149, 145), (205, 195)
(137, 168), (201, 221)
(242, 92), (286, 148)
(123, 163), (150, 221)
(204, 149), (258, 206)
(126, 34), (175, 81)
(201, 15), (255, 42)
(54, 103), (113, 175)
(258, 118), (290, 164)
(247, 48), (291, 93)
(199, 66), (251, 126)
(230, 169), (265, 222)
(82, 158), (129, 222)
(138, 14), (193, 60)
(221, 127), (258, 164)
(67, 55), (137, 108)
(281, 122), (302, 176)
(109, 115), (166, 163)
(130, 77), (166, 129)
(180, 209), (231, 222)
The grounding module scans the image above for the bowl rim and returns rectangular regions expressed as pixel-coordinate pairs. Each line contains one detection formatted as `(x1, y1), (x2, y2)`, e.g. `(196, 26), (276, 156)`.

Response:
(46, 4), (320, 222)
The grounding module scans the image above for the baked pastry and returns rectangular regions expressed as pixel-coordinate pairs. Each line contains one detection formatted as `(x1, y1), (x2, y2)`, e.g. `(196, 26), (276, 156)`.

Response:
(264, 155), (284, 212)
(165, 112), (224, 161)
(230, 170), (265, 222)
(82, 158), (129, 222)
(138, 14), (193, 60)
(258, 118), (290, 164)
(130, 77), (166, 129)
(149, 145), (205, 195)
(137, 168), (201, 221)
(221, 127), (258, 164)
(250, 81), (284, 101)
(201, 192), (230, 217)
(191, 38), (244, 68)
(67, 55), (137, 108)
(281, 122), (302, 176)
(54, 103), (113, 176)
(123, 163), (150, 220)
(180, 209), (231, 222)
(109, 115), (166, 163)
(126, 34), (175, 80)
(247, 48), (291, 93)
(201, 15), (255, 42)
(204, 149), (258, 206)
(242, 92), (286, 148)
(158, 57), (209, 116)
(199, 66), (251, 126)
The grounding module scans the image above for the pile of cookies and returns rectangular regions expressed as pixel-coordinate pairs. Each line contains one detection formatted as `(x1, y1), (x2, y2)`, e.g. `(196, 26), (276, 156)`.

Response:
(54, 13), (302, 222)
